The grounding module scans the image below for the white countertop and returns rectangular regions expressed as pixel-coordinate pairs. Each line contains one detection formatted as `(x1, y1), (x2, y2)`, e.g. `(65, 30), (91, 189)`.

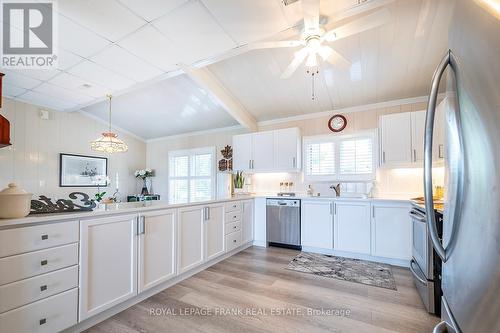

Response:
(0, 194), (411, 228)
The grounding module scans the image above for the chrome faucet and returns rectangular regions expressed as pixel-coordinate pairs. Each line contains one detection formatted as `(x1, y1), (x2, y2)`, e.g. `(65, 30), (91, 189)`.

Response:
(330, 183), (341, 197)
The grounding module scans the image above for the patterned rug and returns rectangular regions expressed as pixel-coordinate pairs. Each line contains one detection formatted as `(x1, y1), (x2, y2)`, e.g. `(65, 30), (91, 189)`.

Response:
(286, 252), (397, 290)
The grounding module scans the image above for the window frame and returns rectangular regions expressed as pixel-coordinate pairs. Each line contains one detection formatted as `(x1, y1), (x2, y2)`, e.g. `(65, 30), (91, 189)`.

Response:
(303, 130), (378, 182)
(167, 146), (216, 204)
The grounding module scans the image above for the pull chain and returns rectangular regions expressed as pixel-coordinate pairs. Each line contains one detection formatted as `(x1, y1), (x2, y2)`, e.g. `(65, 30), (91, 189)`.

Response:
(306, 67), (319, 100)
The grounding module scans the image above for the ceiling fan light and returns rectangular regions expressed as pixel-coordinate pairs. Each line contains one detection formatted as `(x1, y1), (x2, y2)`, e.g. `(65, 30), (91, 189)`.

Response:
(305, 52), (317, 67)
(318, 46), (333, 61)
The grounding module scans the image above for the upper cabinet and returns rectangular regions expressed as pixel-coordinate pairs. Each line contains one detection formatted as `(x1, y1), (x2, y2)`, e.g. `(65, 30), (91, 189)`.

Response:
(380, 100), (445, 167)
(380, 112), (413, 165)
(233, 127), (301, 173)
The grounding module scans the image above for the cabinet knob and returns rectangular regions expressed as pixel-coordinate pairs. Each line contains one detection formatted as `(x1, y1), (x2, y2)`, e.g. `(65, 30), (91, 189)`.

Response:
(39, 318), (47, 325)
(40, 285), (47, 291)
(233, 240), (237, 243)
(41, 234), (48, 240)
(40, 260), (48, 266)
(233, 226), (237, 229)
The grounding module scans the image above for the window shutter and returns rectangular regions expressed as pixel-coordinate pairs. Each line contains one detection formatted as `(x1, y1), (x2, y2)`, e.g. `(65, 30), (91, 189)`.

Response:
(305, 142), (335, 176)
(339, 138), (373, 175)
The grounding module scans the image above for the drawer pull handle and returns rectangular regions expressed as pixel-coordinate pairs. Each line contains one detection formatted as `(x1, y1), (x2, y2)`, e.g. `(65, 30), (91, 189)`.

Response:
(233, 240), (237, 243)
(233, 226), (237, 229)
(40, 285), (47, 291)
(233, 215), (237, 218)
(41, 260), (48, 266)
(41, 234), (48, 240)
(39, 318), (47, 325)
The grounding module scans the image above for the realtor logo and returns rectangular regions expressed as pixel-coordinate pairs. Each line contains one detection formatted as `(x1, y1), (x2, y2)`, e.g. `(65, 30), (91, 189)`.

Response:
(1, 0), (57, 68)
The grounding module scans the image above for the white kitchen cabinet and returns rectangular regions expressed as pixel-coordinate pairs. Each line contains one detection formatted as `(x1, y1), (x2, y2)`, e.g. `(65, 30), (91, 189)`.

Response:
(205, 203), (225, 261)
(371, 203), (412, 260)
(334, 201), (371, 255)
(252, 131), (275, 171)
(301, 200), (334, 249)
(138, 209), (176, 293)
(253, 197), (267, 246)
(274, 127), (301, 171)
(242, 200), (254, 244)
(232, 133), (253, 171)
(232, 127), (301, 173)
(411, 111), (426, 163)
(177, 206), (204, 274)
(434, 99), (446, 161)
(79, 214), (138, 320)
(380, 112), (413, 165)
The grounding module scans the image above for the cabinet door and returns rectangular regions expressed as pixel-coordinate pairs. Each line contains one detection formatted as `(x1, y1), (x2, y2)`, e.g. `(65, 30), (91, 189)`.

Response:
(252, 131), (274, 171)
(79, 214), (137, 320)
(334, 201), (371, 254)
(233, 134), (253, 171)
(242, 200), (254, 244)
(301, 200), (333, 249)
(205, 204), (225, 261)
(411, 111), (426, 163)
(371, 204), (412, 260)
(275, 128), (301, 171)
(177, 206), (204, 274)
(253, 197), (267, 245)
(138, 209), (176, 293)
(434, 99), (446, 161)
(380, 112), (412, 165)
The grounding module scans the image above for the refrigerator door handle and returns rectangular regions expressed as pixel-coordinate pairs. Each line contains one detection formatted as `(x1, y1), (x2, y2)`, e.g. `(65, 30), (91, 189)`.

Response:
(424, 50), (464, 263)
(432, 321), (448, 333)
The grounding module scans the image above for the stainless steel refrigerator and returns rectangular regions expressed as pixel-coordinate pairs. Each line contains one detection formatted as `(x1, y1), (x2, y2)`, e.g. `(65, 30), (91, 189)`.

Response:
(424, 0), (500, 332)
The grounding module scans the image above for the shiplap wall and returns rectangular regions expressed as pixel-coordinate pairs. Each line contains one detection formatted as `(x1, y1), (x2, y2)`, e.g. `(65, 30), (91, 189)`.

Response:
(147, 99), (444, 199)
(0, 98), (147, 201)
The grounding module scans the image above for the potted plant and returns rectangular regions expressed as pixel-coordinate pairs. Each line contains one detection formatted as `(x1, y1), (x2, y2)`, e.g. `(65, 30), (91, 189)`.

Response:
(233, 171), (245, 194)
(134, 169), (154, 195)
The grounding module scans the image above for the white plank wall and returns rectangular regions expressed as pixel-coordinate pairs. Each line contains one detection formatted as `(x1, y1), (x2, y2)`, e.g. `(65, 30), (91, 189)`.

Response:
(0, 98), (147, 200)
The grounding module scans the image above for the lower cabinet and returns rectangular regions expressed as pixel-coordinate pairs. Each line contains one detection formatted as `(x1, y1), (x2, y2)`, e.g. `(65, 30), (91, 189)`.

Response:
(242, 200), (254, 244)
(138, 209), (176, 293)
(205, 203), (225, 261)
(301, 200), (334, 249)
(79, 214), (138, 321)
(334, 201), (371, 255)
(371, 202), (412, 260)
(177, 206), (204, 274)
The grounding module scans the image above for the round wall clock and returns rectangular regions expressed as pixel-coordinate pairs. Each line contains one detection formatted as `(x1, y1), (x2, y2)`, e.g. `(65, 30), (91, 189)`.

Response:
(328, 114), (347, 132)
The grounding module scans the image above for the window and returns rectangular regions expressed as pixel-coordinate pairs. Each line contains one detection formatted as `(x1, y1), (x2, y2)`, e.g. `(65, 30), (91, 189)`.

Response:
(303, 131), (376, 181)
(168, 147), (215, 204)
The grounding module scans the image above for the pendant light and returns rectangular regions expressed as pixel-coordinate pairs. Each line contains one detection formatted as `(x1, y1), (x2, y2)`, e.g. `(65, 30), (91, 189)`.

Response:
(90, 94), (128, 153)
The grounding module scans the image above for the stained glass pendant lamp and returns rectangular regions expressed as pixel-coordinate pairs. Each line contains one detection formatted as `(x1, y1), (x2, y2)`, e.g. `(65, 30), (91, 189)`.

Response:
(90, 94), (128, 153)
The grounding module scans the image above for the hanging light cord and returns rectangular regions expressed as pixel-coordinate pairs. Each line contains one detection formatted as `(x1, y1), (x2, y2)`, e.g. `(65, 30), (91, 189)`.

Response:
(107, 94), (112, 133)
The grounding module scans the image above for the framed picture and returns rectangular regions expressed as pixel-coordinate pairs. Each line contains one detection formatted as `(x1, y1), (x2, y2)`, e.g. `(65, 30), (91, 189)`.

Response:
(59, 153), (108, 187)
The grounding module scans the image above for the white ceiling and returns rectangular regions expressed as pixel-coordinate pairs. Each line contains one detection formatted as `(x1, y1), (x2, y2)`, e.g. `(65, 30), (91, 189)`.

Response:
(0, 0), (454, 139)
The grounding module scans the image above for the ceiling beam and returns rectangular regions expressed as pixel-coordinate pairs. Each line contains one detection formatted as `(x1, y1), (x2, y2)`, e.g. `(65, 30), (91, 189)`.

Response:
(180, 64), (258, 131)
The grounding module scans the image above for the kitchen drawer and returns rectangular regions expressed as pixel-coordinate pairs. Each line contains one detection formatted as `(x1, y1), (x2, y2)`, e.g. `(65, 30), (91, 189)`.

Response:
(0, 243), (78, 285)
(225, 230), (242, 252)
(0, 221), (78, 258)
(225, 211), (241, 224)
(0, 288), (77, 333)
(225, 221), (241, 235)
(0, 265), (78, 313)
(225, 201), (241, 213)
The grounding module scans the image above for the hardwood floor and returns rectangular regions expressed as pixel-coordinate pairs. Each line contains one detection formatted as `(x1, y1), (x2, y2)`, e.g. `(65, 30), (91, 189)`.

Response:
(85, 246), (440, 333)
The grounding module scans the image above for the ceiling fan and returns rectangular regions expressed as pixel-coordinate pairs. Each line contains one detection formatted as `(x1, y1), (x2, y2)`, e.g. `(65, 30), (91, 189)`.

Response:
(254, 0), (392, 79)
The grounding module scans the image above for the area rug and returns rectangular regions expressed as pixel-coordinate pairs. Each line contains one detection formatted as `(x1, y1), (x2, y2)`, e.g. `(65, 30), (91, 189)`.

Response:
(286, 252), (397, 290)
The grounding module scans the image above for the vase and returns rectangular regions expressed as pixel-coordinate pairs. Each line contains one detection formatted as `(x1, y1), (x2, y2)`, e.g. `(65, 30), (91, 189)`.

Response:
(141, 178), (149, 196)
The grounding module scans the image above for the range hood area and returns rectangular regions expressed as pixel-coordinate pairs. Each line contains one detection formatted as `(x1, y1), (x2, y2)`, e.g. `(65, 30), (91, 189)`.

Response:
(0, 72), (11, 149)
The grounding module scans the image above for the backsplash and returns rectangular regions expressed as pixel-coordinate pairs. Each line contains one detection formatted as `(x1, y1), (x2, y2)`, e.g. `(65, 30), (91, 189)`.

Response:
(249, 167), (445, 199)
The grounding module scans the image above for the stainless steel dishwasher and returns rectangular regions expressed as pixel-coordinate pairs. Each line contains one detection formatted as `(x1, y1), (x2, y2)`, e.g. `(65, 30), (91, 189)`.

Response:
(266, 199), (301, 250)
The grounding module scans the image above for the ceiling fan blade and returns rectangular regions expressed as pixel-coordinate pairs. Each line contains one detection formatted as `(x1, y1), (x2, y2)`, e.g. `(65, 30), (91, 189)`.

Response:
(280, 48), (309, 79)
(320, 46), (351, 69)
(323, 8), (391, 42)
(302, 0), (320, 35)
(250, 40), (304, 50)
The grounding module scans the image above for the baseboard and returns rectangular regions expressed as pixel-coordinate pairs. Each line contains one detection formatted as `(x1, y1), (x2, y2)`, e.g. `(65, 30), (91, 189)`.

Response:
(301, 246), (410, 267)
(62, 242), (253, 333)
(252, 240), (267, 247)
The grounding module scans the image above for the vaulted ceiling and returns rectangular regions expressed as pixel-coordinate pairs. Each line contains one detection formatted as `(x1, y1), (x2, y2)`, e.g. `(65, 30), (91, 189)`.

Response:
(0, 0), (454, 139)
